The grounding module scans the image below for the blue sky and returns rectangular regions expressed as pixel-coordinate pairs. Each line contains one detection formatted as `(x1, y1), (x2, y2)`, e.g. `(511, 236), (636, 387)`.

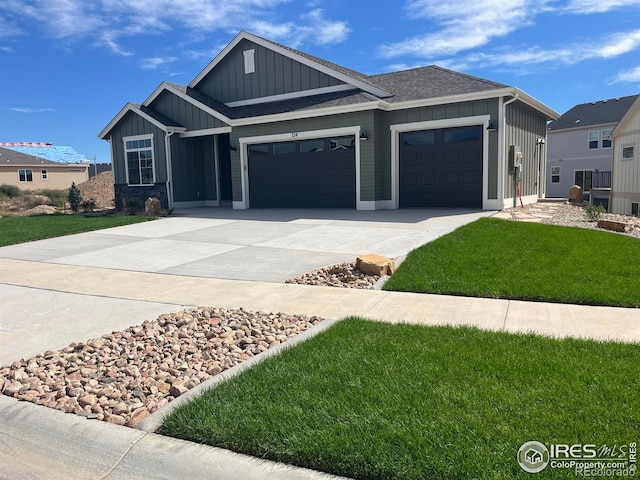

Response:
(1, 0), (640, 164)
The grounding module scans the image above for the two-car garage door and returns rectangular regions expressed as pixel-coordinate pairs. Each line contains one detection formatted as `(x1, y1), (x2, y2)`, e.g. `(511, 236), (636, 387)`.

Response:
(399, 125), (483, 208)
(245, 125), (483, 209)
(248, 135), (356, 208)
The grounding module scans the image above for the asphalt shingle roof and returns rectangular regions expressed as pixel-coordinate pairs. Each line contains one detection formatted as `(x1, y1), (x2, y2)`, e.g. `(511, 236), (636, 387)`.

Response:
(368, 65), (508, 103)
(0, 147), (61, 165)
(548, 94), (639, 131)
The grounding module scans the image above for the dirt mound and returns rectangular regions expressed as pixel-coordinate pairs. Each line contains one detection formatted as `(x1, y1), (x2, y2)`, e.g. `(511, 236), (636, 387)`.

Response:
(78, 171), (114, 210)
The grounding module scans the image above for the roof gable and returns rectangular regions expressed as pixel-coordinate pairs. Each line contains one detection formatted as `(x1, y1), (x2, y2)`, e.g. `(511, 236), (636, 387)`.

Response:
(612, 94), (640, 136)
(189, 31), (392, 103)
(99, 102), (186, 139)
(549, 94), (638, 131)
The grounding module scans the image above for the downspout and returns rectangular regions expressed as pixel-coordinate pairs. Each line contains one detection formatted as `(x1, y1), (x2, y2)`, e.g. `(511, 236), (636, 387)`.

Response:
(502, 92), (519, 208)
(164, 129), (177, 210)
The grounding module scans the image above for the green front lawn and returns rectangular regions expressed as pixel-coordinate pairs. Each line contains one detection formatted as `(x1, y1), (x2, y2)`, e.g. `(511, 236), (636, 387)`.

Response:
(0, 214), (153, 247)
(160, 319), (640, 480)
(384, 217), (640, 307)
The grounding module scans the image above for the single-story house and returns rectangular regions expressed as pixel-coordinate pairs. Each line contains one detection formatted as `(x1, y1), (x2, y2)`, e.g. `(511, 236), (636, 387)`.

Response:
(611, 95), (640, 215)
(99, 31), (558, 211)
(0, 146), (89, 190)
(546, 95), (638, 208)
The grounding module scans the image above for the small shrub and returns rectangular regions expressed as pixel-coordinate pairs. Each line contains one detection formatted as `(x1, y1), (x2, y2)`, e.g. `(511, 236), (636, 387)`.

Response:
(81, 198), (97, 213)
(67, 182), (83, 213)
(38, 189), (67, 208)
(585, 204), (606, 221)
(0, 184), (22, 198)
(123, 196), (142, 214)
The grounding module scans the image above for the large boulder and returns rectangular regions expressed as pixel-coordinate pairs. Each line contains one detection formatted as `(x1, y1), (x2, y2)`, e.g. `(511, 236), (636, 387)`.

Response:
(356, 254), (395, 276)
(568, 185), (582, 203)
(144, 197), (162, 216)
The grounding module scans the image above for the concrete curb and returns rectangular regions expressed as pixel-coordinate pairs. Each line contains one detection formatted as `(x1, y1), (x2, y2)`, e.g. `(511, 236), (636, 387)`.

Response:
(137, 317), (341, 433)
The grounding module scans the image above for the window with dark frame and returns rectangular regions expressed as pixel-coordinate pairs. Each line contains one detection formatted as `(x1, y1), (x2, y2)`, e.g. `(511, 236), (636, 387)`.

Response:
(41, 169), (48, 180)
(574, 170), (592, 191)
(18, 169), (33, 182)
(623, 146), (634, 159)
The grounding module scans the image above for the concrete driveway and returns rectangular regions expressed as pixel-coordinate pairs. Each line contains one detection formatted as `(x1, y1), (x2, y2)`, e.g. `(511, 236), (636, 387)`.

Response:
(0, 208), (492, 282)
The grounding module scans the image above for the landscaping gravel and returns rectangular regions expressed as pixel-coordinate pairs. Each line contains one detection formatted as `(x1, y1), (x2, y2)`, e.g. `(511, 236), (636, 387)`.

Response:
(285, 262), (380, 289)
(0, 307), (322, 428)
(505, 202), (640, 239)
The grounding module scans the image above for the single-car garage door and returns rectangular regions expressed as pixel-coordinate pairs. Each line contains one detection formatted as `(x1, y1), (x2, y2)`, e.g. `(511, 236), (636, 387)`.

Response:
(248, 136), (356, 208)
(399, 125), (483, 208)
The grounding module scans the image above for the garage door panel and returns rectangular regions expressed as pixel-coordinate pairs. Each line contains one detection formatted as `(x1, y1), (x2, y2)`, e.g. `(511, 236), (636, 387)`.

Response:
(400, 125), (482, 208)
(249, 137), (355, 208)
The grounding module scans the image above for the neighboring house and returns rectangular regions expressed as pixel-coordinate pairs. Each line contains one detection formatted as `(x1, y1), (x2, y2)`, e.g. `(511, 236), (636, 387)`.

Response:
(0, 146), (89, 190)
(99, 31), (558, 211)
(611, 95), (640, 215)
(546, 95), (638, 208)
(89, 163), (112, 178)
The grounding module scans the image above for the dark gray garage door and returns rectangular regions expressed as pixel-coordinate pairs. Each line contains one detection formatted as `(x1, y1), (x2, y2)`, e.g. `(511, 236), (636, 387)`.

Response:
(399, 125), (483, 208)
(248, 136), (356, 208)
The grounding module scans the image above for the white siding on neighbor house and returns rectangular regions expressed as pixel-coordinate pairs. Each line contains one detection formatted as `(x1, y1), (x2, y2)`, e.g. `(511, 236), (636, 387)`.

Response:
(611, 112), (640, 215)
(546, 125), (615, 198)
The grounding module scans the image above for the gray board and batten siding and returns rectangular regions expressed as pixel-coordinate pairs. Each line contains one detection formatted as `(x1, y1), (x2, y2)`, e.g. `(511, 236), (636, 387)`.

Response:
(149, 90), (228, 130)
(170, 136), (218, 203)
(195, 39), (346, 104)
(503, 101), (549, 201)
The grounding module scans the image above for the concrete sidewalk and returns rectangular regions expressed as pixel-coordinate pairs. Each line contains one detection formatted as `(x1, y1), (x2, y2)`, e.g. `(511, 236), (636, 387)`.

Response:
(1, 257), (640, 479)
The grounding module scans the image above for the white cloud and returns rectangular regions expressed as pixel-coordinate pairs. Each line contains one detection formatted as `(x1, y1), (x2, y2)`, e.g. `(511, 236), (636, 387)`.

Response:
(612, 65), (640, 83)
(379, 0), (549, 58)
(414, 28), (640, 74)
(140, 56), (178, 70)
(8, 107), (55, 113)
(0, 46), (15, 53)
(563, 0), (640, 13)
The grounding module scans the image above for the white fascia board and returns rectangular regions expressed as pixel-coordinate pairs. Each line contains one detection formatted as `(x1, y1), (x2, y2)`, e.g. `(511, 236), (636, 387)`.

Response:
(144, 82), (233, 126)
(98, 103), (185, 139)
(383, 87), (559, 120)
(225, 84), (356, 107)
(180, 127), (232, 138)
(233, 100), (381, 126)
(188, 31), (393, 98)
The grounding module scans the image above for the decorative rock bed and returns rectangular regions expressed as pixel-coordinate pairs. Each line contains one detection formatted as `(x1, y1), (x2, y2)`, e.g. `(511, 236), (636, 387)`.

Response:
(0, 307), (322, 428)
(285, 262), (381, 289)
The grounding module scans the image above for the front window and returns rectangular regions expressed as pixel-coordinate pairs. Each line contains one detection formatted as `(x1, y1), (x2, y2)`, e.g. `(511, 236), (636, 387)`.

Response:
(124, 135), (154, 186)
(588, 131), (599, 149)
(602, 129), (612, 148)
(18, 169), (33, 182)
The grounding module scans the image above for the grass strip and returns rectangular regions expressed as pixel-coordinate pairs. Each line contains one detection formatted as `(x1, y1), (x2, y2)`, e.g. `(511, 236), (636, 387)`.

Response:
(160, 319), (640, 480)
(384, 217), (640, 307)
(0, 214), (153, 247)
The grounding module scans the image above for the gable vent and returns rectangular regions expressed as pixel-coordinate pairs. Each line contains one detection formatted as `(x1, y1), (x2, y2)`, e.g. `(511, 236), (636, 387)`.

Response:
(244, 49), (255, 74)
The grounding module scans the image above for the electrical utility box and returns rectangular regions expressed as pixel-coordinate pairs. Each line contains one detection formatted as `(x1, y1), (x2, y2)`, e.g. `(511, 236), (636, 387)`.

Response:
(509, 145), (522, 177)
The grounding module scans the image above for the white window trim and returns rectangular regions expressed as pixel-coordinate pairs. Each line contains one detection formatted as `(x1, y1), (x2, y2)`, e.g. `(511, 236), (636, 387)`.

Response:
(622, 144), (635, 160)
(390, 115), (494, 210)
(18, 169), (33, 183)
(588, 130), (599, 149)
(123, 134), (156, 186)
(236, 126), (362, 210)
